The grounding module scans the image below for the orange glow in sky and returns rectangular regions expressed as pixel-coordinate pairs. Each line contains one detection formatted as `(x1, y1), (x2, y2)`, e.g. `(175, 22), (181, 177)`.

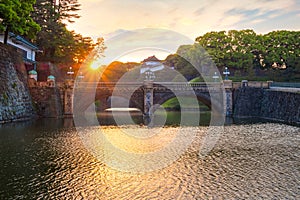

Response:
(90, 61), (101, 70)
(66, 0), (299, 64)
(117, 49), (170, 63)
(67, 0), (299, 42)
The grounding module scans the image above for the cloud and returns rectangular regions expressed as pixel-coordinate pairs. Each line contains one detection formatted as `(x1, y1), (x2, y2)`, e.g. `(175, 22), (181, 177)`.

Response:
(67, 0), (300, 41)
(100, 28), (193, 64)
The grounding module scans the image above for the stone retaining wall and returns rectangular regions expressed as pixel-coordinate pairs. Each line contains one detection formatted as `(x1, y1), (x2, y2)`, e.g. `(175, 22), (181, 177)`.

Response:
(233, 87), (300, 125)
(29, 83), (63, 118)
(0, 43), (36, 123)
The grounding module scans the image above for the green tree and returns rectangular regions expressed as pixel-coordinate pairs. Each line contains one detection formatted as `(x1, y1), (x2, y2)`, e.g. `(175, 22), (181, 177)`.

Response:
(262, 31), (300, 69)
(55, 0), (80, 23)
(0, 0), (40, 44)
(31, 0), (91, 64)
(195, 30), (300, 81)
(32, 0), (80, 24)
(164, 30), (300, 82)
(196, 31), (230, 68)
(165, 44), (213, 80)
(226, 30), (257, 71)
(195, 30), (259, 72)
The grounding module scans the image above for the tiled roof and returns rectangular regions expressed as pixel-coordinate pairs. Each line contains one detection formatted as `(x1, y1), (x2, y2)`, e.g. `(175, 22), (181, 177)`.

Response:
(142, 55), (160, 62)
(8, 32), (38, 50)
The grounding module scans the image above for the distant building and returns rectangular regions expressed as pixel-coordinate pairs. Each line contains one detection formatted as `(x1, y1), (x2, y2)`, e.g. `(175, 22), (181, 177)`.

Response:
(140, 55), (164, 74)
(0, 32), (39, 70)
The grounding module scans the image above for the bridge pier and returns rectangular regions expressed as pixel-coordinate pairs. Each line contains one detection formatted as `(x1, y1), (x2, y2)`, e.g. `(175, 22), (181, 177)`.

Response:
(143, 81), (154, 116)
(223, 80), (233, 116)
(63, 80), (74, 117)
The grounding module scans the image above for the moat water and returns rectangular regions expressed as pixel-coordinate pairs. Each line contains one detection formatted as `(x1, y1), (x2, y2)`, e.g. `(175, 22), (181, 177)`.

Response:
(0, 113), (299, 199)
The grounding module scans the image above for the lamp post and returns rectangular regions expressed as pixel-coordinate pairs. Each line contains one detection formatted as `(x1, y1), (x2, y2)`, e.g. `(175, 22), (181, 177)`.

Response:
(77, 72), (84, 83)
(223, 67), (230, 80)
(77, 71), (84, 80)
(75, 72), (84, 86)
(67, 66), (74, 79)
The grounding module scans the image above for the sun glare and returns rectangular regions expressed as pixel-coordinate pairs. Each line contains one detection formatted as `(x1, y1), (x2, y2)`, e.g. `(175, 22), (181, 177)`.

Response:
(90, 61), (100, 70)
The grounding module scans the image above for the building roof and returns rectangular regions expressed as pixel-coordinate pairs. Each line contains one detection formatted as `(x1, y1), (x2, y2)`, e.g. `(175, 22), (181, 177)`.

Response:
(8, 32), (38, 50)
(140, 55), (165, 74)
(47, 75), (55, 80)
(142, 55), (160, 62)
(28, 70), (37, 75)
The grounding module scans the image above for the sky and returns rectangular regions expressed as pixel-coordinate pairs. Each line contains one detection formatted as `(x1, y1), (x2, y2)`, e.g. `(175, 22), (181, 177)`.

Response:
(67, 0), (300, 62)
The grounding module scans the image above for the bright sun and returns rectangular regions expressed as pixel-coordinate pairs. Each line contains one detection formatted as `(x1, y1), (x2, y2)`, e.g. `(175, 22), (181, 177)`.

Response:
(90, 61), (100, 70)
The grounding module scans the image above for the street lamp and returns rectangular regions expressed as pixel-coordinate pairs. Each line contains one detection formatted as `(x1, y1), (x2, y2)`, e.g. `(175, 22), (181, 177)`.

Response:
(77, 71), (84, 80)
(223, 67), (230, 80)
(67, 66), (74, 79)
(76, 71), (85, 84)
(74, 71), (84, 87)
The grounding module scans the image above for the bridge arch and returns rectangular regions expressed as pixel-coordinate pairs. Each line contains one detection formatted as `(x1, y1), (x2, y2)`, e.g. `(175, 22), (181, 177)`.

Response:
(154, 91), (212, 110)
(73, 95), (143, 114)
(106, 95), (143, 112)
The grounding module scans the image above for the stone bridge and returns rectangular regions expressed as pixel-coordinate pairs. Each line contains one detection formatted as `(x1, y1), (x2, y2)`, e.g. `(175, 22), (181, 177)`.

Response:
(28, 79), (299, 124)
(62, 80), (235, 117)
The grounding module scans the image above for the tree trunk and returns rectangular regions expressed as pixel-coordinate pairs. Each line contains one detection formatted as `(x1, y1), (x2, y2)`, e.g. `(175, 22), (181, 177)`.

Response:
(4, 26), (9, 44)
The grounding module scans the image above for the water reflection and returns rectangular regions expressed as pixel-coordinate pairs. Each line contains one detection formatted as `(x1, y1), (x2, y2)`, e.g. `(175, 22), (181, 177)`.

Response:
(96, 110), (212, 126)
(0, 118), (299, 199)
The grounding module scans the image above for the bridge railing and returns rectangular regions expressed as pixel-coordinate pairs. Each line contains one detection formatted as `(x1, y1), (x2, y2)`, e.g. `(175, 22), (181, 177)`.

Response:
(232, 81), (271, 89)
(57, 81), (281, 92)
(72, 81), (226, 90)
(154, 82), (209, 87)
(75, 82), (143, 88)
(154, 82), (224, 91)
(76, 81), (300, 90)
(247, 81), (270, 88)
(74, 82), (213, 88)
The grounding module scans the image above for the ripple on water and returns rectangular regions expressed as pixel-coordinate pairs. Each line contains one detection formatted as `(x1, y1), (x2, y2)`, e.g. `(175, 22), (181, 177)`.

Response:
(0, 123), (299, 199)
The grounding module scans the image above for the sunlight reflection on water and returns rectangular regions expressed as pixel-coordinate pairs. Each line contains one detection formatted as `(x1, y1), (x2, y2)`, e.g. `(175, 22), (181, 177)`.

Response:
(0, 120), (299, 199)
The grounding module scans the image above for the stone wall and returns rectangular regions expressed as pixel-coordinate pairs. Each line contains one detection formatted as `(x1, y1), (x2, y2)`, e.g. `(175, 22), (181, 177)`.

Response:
(30, 83), (63, 117)
(233, 87), (300, 125)
(260, 90), (300, 124)
(0, 43), (36, 123)
(28, 81), (63, 118)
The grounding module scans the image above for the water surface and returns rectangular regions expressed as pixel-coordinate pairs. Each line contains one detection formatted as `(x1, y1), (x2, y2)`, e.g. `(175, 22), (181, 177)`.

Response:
(0, 119), (299, 199)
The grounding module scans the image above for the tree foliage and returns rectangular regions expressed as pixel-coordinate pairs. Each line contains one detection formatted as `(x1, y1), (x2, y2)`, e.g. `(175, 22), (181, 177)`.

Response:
(166, 30), (300, 81)
(31, 0), (103, 66)
(53, 0), (80, 23)
(261, 31), (300, 70)
(0, 0), (40, 43)
(99, 61), (139, 82)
